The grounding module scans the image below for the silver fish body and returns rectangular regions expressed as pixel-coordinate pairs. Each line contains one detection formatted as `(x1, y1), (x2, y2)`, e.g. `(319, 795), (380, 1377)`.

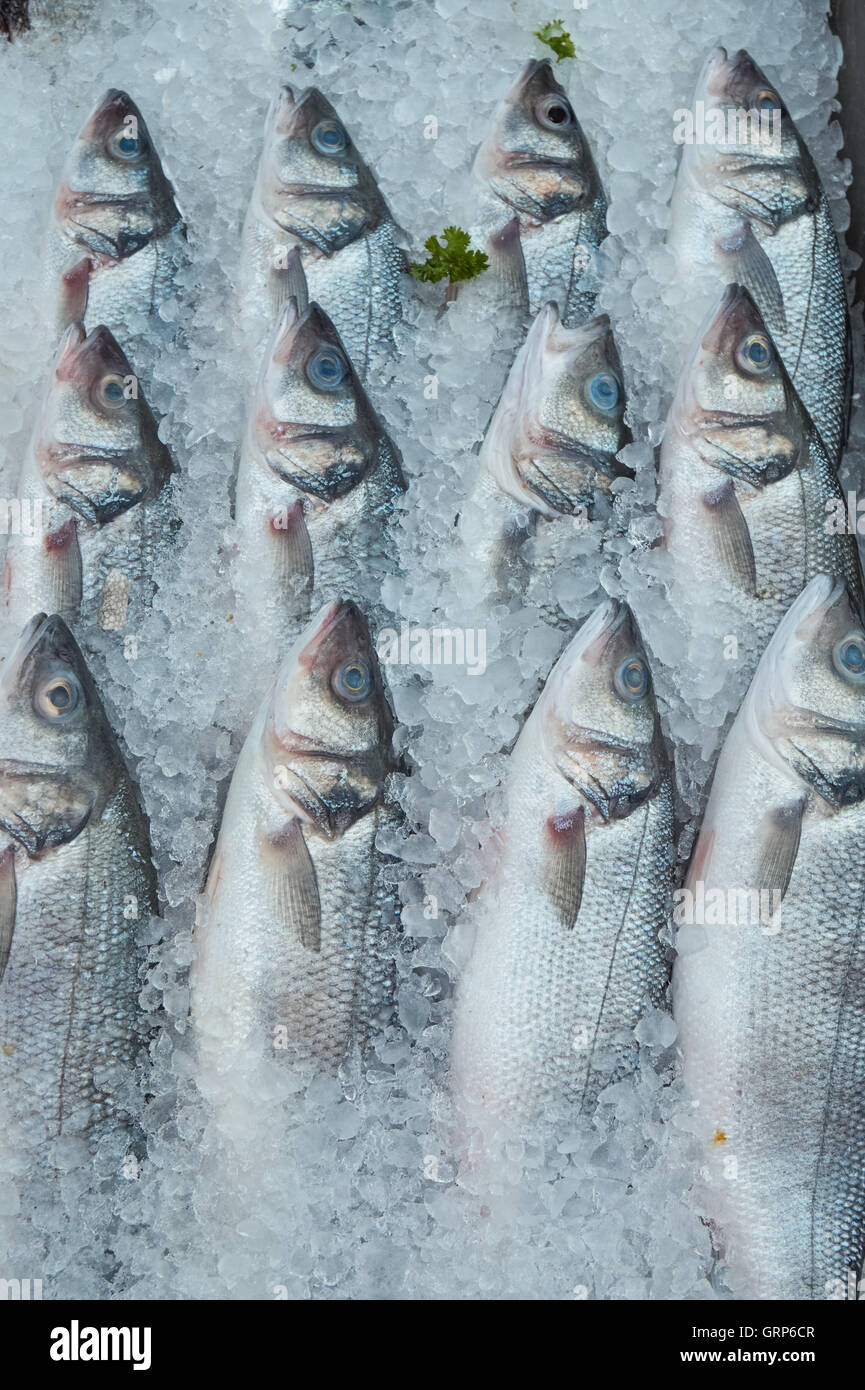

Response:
(241, 87), (404, 379)
(659, 284), (863, 709)
(472, 60), (608, 324)
(46, 90), (186, 340)
(234, 298), (404, 668)
(673, 574), (865, 1299)
(452, 599), (673, 1131)
(459, 304), (630, 622)
(0, 615), (157, 1150)
(192, 600), (400, 1092)
(668, 48), (851, 468)
(4, 323), (176, 639)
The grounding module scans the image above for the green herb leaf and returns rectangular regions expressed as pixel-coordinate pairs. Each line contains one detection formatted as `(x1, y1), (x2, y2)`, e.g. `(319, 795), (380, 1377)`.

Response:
(534, 20), (576, 62)
(409, 225), (489, 286)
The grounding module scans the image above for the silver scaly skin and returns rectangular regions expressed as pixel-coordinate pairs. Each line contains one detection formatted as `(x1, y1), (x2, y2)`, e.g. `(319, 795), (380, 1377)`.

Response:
(452, 599), (673, 1133)
(668, 48), (851, 469)
(234, 298), (404, 669)
(192, 600), (401, 1097)
(459, 304), (630, 624)
(46, 89), (186, 340)
(472, 60), (608, 325)
(673, 574), (865, 1299)
(0, 614), (157, 1151)
(241, 86), (404, 380)
(3, 323), (176, 640)
(659, 283), (863, 694)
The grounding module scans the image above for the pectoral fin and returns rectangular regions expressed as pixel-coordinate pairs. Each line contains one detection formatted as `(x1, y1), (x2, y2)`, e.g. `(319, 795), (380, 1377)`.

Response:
(489, 218), (529, 314)
(543, 807), (586, 930)
(43, 519), (83, 614)
(265, 820), (321, 952)
(270, 500), (314, 609)
(717, 223), (786, 334)
(269, 246), (309, 318)
(0, 846), (17, 984)
(757, 799), (805, 911)
(701, 479), (756, 594)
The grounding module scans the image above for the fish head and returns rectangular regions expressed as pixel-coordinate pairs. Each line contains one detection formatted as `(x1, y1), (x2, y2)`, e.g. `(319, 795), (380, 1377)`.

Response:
(749, 575), (865, 809)
(258, 86), (387, 253)
(480, 305), (631, 516)
(36, 323), (172, 525)
(54, 89), (181, 260)
(679, 48), (812, 221)
(536, 598), (664, 819)
(265, 600), (395, 836)
(671, 284), (799, 484)
(253, 299), (379, 502)
(0, 614), (120, 855)
(474, 60), (599, 221)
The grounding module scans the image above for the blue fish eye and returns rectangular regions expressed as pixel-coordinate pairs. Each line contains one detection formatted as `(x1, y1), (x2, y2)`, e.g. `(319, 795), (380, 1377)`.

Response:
(756, 90), (779, 112)
(614, 656), (649, 702)
(307, 346), (347, 392)
(113, 132), (141, 159)
(834, 634), (865, 682)
(311, 120), (348, 156)
(334, 660), (372, 702)
(97, 374), (127, 408)
(587, 372), (620, 414)
(739, 333), (772, 373)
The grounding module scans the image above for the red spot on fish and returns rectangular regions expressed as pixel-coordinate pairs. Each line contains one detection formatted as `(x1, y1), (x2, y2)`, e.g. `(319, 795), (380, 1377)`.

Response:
(44, 519), (78, 554)
(547, 806), (585, 843)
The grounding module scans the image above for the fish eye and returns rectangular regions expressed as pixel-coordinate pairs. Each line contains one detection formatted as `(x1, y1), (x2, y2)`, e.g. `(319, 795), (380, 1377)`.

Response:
(310, 119), (348, 157)
(833, 633), (865, 684)
(109, 129), (143, 160)
(614, 655), (649, 703)
(306, 346), (347, 392)
(587, 372), (621, 415)
(333, 660), (372, 703)
(34, 673), (81, 720)
(755, 88), (780, 113)
(534, 93), (575, 132)
(736, 332), (773, 375)
(94, 373), (128, 410)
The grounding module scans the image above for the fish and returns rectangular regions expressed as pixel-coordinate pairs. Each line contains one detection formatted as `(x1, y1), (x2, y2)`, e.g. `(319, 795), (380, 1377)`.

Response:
(233, 297), (404, 667)
(47, 89), (186, 338)
(658, 283), (863, 734)
(192, 599), (401, 1094)
(451, 598), (673, 1133)
(241, 86), (405, 379)
(472, 59), (608, 324)
(3, 322), (176, 638)
(459, 303), (630, 616)
(0, 613), (157, 1150)
(672, 573), (865, 1299)
(668, 47), (851, 469)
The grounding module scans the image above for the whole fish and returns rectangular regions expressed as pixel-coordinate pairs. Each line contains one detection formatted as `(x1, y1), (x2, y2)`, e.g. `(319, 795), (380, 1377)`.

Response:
(472, 59), (608, 324)
(668, 48), (851, 468)
(234, 297), (404, 667)
(459, 303), (630, 617)
(47, 89), (186, 338)
(452, 598), (673, 1131)
(658, 283), (863, 719)
(192, 599), (400, 1088)
(4, 322), (176, 637)
(241, 86), (404, 379)
(673, 573), (865, 1299)
(0, 613), (157, 1149)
